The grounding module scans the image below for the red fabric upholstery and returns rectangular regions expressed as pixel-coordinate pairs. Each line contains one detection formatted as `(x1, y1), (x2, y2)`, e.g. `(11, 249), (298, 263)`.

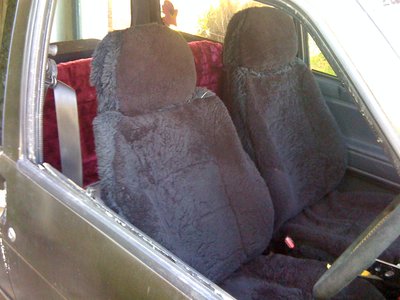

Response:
(188, 40), (223, 97)
(43, 41), (224, 187)
(43, 58), (98, 187)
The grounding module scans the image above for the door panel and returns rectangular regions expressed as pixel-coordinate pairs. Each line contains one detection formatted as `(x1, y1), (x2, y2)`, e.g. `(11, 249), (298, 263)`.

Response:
(6, 244), (62, 300)
(0, 179), (14, 300)
(0, 155), (194, 299)
(315, 73), (400, 187)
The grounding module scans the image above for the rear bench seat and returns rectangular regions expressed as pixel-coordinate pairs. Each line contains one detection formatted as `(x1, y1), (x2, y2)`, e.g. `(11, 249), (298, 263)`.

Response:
(43, 40), (223, 187)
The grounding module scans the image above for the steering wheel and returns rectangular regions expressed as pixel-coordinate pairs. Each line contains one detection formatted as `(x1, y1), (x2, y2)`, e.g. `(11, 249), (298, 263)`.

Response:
(313, 195), (400, 299)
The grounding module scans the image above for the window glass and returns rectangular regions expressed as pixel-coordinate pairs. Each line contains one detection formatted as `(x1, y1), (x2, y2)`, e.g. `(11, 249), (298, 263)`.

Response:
(160, 0), (265, 42)
(0, 0), (17, 144)
(51, 0), (131, 43)
(308, 34), (336, 76)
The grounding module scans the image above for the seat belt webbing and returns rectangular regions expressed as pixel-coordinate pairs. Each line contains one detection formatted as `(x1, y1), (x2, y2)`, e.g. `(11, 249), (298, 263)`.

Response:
(53, 81), (83, 186)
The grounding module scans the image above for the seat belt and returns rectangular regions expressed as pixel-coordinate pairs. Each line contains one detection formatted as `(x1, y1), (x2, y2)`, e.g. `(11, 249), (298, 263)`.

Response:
(46, 57), (83, 186)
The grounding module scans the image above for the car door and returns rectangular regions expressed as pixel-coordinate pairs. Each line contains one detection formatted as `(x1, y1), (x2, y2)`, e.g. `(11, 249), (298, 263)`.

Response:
(0, 1), (224, 299)
(305, 33), (400, 189)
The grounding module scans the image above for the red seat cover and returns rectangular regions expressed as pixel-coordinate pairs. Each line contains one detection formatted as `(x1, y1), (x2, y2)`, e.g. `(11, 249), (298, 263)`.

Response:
(189, 40), (223, 97)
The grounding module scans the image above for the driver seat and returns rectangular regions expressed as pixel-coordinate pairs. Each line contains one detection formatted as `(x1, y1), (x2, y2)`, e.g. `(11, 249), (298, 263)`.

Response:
(223, 6), (400, 263)
(91, 23), (382, 298)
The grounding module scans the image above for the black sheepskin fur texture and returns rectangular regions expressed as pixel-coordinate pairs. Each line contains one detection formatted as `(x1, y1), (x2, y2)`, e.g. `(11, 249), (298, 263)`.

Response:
(221, 254), (384, 300)
(277, 190), (400, 263)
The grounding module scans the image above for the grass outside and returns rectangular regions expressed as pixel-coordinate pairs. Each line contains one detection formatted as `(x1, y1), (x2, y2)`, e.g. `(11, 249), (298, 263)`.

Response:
(310, 53), (336, 76)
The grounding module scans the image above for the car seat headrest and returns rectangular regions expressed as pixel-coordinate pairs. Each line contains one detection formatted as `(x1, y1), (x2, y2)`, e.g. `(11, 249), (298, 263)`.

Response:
(116, 23), (196, 116)
(224, 7), (298, 71)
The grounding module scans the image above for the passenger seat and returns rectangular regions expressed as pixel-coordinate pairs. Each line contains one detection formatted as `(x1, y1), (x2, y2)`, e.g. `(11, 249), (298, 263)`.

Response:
(43, 41), (223, 187)
(91, 23), (382, 299)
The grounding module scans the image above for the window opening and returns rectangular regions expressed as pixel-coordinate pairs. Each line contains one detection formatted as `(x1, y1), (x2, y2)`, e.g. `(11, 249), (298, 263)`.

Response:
(308, 34), (336, 76)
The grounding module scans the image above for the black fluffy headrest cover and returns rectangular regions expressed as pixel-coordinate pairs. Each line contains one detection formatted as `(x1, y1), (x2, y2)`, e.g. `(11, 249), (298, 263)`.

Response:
(117, 24), (196, 116)
(224, 7), (298, 71)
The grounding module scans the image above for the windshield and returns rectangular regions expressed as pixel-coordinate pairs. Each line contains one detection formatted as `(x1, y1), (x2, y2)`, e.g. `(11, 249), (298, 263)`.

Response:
(357, 0), (400, 57)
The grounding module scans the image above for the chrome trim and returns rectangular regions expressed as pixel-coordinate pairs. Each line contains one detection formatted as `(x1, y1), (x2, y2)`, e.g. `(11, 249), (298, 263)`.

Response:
(21, 0), (56, 163)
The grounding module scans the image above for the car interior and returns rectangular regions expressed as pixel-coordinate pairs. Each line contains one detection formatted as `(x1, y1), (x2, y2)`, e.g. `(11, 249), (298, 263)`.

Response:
(42, 0), (400, 298)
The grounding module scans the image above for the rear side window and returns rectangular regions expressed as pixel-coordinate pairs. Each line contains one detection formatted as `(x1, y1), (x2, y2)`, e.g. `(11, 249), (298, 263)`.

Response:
(160, 0), (266, 42)
(308, 34), (336, 76)
(51, 0), (131, 42)
(0, 0), (17, 143)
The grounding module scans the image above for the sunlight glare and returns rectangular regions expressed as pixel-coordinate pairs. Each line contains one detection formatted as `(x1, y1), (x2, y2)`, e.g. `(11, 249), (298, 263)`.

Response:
(165, 0), (257, 35)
